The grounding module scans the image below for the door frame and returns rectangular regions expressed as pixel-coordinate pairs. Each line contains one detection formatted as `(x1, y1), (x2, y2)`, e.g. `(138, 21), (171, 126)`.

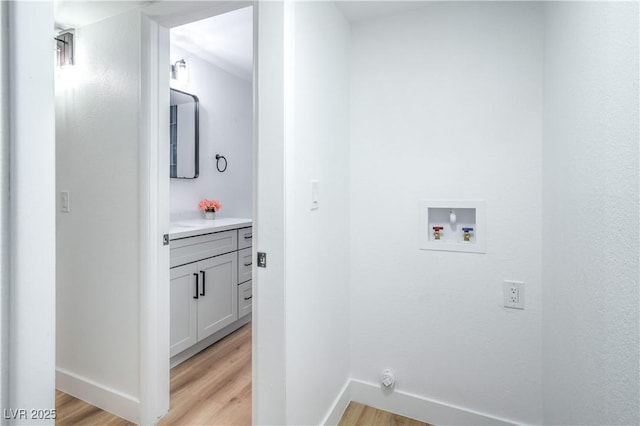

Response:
(138, 2), (290, 424)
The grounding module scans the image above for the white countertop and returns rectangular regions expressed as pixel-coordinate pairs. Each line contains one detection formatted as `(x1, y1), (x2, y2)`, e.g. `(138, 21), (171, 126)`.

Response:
(169, 217), (252, 240)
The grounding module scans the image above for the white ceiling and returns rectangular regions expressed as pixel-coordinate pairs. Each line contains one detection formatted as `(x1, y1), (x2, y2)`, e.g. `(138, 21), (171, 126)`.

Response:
(170, 6), (253, 82)
(335, 1), (427, 23)
(54, 1), (424, 83)
(54, 0), (151, 30)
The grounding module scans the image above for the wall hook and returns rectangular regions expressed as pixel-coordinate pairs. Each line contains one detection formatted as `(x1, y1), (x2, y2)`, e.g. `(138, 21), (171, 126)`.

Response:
(215, 154), (228, 173)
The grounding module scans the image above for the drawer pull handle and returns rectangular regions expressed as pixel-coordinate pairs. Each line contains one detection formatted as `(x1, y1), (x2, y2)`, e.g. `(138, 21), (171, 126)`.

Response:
(244, 262), (252, 267)
(244, 295), (253, 301)
(193, 274), (199, 299)
(244, 234), (252, 239)
(200, 271), (206, 296)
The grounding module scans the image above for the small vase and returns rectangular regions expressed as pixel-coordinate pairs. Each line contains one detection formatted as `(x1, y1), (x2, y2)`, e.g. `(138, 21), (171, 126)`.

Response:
(204, 211), (216, 220)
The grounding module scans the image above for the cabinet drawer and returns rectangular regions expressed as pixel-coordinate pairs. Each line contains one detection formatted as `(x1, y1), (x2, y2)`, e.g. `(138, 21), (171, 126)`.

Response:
(238, 227), (253, 250)
(238, 248), (252, 284)
(238, 280), (252, 319)
(170, 230), (237, 268)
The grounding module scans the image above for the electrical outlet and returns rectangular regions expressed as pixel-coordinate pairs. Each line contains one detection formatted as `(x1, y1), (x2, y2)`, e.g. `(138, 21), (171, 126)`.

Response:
(503, 280), (524, 309)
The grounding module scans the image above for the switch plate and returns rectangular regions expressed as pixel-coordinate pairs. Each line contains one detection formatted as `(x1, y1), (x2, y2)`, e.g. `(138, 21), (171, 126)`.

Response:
(311, 180), (319, 210)
(61, 191), (70, 213)
(503, 280), (524, 309)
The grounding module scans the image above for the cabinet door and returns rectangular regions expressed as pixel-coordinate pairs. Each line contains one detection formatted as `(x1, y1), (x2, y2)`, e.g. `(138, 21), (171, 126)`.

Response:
(196, 252), (238, 341)
(170, 263), (198, 357)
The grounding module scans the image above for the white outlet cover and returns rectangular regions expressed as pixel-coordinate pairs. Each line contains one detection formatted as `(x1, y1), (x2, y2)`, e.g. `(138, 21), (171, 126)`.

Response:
(503, 280), (524, 310)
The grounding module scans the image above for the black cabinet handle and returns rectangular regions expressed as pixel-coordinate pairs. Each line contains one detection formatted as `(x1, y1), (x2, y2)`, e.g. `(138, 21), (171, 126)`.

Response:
(200, 271), (206, 296)
(193, 273), (199, 299)
(244, 262), (252, 267)
(244, 233), (252, 239)
(244, 295), (252, 301)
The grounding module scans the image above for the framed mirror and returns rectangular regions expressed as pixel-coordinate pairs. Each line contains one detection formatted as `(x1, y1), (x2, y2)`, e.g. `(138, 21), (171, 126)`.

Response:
(170, 88), (199, 178)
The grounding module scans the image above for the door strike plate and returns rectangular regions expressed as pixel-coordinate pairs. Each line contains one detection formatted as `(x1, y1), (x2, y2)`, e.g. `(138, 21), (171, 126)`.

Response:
(163, 234), (169, 246)
(257, 252), (267, 268)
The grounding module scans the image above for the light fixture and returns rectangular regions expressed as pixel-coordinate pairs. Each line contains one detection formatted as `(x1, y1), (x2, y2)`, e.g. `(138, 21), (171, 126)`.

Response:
(55, 31), (74, 67)
(171, 59), (188, 81)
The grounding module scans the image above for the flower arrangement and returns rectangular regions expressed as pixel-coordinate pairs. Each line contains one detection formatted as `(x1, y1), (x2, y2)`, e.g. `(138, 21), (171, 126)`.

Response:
(199, 198), (222, 213)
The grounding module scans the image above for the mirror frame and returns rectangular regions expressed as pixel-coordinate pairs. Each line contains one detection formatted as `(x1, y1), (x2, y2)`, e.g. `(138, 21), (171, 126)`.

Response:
(170, 88), (199, 179)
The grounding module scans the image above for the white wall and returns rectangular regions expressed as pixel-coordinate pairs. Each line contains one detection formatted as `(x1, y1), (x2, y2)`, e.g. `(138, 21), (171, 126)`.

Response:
(8, 1), (56, 423)
(56, 9), (142, 422)
(169, 44), (253, 220)
(542, 3), (639, 425)
(284, 2), (351, 424)
(349, 2), (543, 423)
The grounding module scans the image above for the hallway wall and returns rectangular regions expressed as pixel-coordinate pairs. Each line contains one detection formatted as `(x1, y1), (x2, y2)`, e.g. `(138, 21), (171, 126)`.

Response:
(542, 2), (640, 424)
(284, 2), (351, 424)
(56, 10), (143, 422)
(349, 3), (544, 423)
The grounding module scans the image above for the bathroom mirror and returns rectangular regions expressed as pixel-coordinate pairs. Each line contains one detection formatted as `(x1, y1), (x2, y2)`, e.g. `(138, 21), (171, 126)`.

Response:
(170, 88), (199, 178)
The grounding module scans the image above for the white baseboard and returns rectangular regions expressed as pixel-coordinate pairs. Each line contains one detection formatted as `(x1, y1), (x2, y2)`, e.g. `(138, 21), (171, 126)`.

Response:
(56, 368), (140, 424)
(322, 379), (516, 426)
(321, 379), (352, 425)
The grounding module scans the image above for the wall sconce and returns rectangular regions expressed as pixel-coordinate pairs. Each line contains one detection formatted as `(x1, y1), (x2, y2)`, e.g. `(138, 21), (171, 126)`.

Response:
(55, 31), (74, 67)
(171, 59), (188, 81)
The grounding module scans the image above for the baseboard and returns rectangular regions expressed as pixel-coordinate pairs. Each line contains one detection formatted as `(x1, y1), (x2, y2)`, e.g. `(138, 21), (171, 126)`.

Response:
(323, 379), (516, 426)
(321, 379), (352, 425)
(56, 368), (140, 424)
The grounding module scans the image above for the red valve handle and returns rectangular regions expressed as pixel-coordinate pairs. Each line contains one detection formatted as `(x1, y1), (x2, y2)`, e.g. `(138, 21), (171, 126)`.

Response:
(433, 226), (444, 231)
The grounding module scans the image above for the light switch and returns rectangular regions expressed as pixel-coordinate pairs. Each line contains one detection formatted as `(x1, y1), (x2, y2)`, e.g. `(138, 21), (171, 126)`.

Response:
(61, 191), (70, 213)
(311, 180), (319, 210)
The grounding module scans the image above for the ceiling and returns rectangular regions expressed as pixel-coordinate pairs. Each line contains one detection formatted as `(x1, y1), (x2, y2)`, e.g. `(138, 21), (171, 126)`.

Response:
(170, 6), (253, 82)
(335, 1), (427, 23)
(54, 1), (425, 83)
(54, 0), (151, 30)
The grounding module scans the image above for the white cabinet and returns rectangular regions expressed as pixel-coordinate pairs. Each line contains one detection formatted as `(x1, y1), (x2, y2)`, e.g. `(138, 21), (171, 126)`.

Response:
(238, 280), (252, 319)
(238, 247), (252, 284)
(169, 253), (238, 357)
(237, 227), (252, 319)
(238, 227), (252, 250)
(196, 252), (238, 341)
(170, 225), (251, 359)
(169, 264), (198, 356)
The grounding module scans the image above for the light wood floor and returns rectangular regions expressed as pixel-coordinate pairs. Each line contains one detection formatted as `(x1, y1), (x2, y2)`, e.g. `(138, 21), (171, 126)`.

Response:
(338, 402), (432, 426)
(56, 322), (252, 425)
(57, 326), (430, 426)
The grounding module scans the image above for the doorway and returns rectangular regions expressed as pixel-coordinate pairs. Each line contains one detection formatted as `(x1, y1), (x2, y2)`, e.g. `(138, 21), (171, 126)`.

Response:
(164, 5), (254, 423)
(147, 2), (256, 424)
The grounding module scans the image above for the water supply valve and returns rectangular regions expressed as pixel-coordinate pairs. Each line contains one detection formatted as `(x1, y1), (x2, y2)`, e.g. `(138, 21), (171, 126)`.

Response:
(433, 226), (443, 240)
(462, 227), (474, 242)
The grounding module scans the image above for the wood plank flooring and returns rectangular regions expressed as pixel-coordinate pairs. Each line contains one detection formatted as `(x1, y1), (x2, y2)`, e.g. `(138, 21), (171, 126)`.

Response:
(56, 391), (135, 426)
(57, 326), (430, 426)
(56, 322), (251, 425)
(338, 402), (432, 426)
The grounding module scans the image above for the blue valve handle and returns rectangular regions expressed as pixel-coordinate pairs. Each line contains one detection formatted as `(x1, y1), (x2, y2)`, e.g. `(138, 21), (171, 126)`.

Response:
(462, 227), (474, 232)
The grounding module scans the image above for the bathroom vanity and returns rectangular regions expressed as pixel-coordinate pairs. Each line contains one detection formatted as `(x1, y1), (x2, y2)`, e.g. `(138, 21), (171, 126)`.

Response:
(169, 218), (252, 366)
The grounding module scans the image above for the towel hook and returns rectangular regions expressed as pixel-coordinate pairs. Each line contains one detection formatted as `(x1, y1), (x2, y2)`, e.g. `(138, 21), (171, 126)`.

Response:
(215, 154), (228, 173)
